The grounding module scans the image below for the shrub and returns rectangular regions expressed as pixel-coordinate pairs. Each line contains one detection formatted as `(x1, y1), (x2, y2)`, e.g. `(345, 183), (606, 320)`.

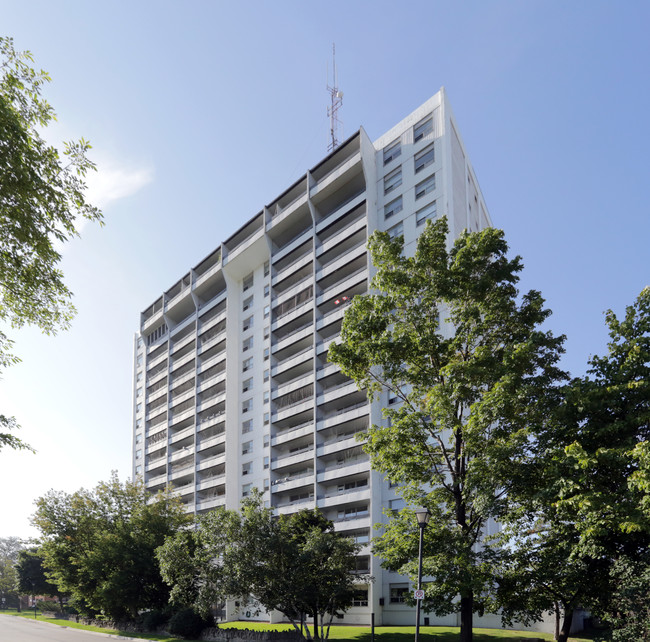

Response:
(168, 607), (211, 639)
(36, 600), (61, 613)
(137, 608), (169, 631)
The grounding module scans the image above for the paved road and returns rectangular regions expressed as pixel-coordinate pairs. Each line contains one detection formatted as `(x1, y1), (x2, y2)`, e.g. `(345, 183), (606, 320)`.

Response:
(0, 615), (140, 642)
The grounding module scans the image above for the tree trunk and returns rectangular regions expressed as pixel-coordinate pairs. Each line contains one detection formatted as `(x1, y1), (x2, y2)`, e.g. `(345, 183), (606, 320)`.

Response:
(553, 601), (560, 641)
(557, 606), (574, 642)
(459, 593), (473, 642)
(313, 609), (319, 641)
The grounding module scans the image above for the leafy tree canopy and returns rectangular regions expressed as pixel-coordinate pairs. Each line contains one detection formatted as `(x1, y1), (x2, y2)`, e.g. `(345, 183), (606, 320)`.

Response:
(157, 491), (361, 640)
(329, 217), (566, 642)
(32, 472), (188, 620)
(495, 286), (650, 642)
(15, 547), (61, 601)
(0, 36), (102, 452)
(0, 536), (26, 607)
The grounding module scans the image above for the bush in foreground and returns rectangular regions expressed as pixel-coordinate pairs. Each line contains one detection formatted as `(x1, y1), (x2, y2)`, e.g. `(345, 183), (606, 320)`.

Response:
(168, 607), (212, 639)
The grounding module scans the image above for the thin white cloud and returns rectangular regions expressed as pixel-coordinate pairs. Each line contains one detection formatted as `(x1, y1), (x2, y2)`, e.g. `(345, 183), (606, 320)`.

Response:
(85, 159), (155, 209)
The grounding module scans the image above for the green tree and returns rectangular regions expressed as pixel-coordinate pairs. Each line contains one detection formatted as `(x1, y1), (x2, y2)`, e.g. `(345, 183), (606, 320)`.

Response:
(496, 287), (650, 641)
(157, 492), (361, 640)
(0, 536), (25, 609)
(328, 218), (566, 642)
(15, 548), (63, 607)
(0, 36), (102, 452)
(32, 473), (188, 620)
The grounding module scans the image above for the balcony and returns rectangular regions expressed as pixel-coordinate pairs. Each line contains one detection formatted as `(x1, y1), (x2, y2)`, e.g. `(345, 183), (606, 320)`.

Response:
(273, 322), (313, 355)
(272, 420), (314, 447)
(170, 426), (195, 445)
(317, 487), (370, 509)
(273, 252), (313, 289)
(197, 497), (226, 512)
(317, 381), (358, 406)
(271, 446), (314, 471)
(273, 371), (314, 401)
(310, 150), (362, 198)
(317, 458), (370, 483)
(317, 402), (369, 431)
(271, 470), (314, 493)
(197, 453), (226, 471)
(317, 434), (364, 458)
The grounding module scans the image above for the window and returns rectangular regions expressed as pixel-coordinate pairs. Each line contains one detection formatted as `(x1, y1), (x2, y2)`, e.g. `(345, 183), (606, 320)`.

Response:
(390, 585), (409, 603)
(384, 196), (403, 220)
(263, 456), (270, 469)
(338, 478), (368, 492)
(416, 201), (437, 226)
(264, 412), (270, 425)
(352, 589), (368, 607)
(243, 273), (254, 291)
(243, 296), (253, 311)
(264, 326), (270, 339)
(264, 261), (270, 277)
(337, 505), (368, 520)
(135, 465), (143, 475)
(264, 347), (270, 361)
(388, 222), (403, 240)
(242, 482), (252, 497)
(135, 449), (142, 460)
(413, 116), (433, 142)
(263, 433), (270, 447)
(242, 441), (253, 455)
(242, 399), (252, 414)
(264, 305), (270, 319)
(136, 403), (142, 414)
(242, 419), (253, 434)
(414, 144), (434, 173)
(242, 462), (252, 476)
(242, 378), (253, 393)
(136, 418), (142, 429)
(136, 354), (143, 367)
(242, 315), (253, 332)
(263, 390), (270, 404)
(383, 138), (401, 165)
(242, 357), (253, 372)
(263, 477), (270, 490)
(415, 174), (436, 200)
(136, 371), (143, 382)
(390, 498), (405, 514)
(263, 369), (270, 383)
(136, 387), (143, 397)
(135, 433), (142, 444)
(264, 284), (270, 298)
(383, 167), (402, 195)
(243, 337), (253, 352)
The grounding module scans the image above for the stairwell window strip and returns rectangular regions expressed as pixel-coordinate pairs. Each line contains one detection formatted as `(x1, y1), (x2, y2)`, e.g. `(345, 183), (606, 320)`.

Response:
(416, 201), (437, 226)
(415, 174), (436, 200)
(383, 138), (401, 165)
(414, 144), (434, 173)
(384, 167), (402, 195)
(413, 115), (433, 143)
(384, 196), (403, 219)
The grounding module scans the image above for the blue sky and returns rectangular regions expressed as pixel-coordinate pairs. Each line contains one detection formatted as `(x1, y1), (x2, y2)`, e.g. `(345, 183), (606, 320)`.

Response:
(1, 0), (648, 538)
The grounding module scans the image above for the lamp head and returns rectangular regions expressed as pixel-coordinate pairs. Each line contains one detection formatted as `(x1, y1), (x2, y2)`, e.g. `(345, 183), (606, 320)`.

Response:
(415, 507), (430, 526)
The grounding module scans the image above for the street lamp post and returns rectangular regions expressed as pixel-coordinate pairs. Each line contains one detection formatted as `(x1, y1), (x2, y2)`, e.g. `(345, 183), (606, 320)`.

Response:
(414, 508), (430, 642)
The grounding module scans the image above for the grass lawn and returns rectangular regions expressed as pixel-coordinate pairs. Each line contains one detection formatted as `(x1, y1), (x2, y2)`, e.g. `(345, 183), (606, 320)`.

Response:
(1, 610), (603, 642)
(220, 621), (600, 642)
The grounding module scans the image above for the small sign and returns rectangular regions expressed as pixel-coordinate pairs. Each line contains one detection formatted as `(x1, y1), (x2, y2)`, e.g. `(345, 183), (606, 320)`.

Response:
(414, 589), (425, 600)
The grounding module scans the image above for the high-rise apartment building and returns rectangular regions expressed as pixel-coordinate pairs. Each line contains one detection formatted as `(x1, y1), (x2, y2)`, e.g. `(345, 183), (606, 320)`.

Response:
(132, 88), (491, 626)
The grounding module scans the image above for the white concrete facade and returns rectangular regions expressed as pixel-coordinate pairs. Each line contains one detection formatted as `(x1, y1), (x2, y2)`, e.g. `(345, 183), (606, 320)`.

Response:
(132, 88), (495, 626)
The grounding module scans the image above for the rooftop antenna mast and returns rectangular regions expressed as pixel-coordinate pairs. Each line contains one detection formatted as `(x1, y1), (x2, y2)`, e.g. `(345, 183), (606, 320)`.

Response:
(327, 43), (343, 152)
